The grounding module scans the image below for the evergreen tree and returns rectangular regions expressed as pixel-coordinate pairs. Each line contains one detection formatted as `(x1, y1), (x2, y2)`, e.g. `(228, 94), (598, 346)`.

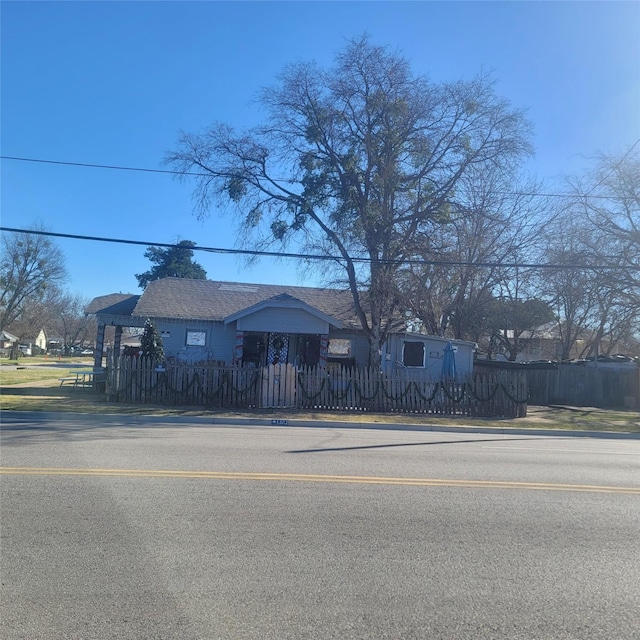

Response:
(140, 319), (164, 360)
(136, 240), (207, 289)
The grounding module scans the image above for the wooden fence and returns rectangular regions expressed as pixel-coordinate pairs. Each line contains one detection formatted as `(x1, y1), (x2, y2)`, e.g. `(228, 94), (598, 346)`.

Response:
(525, 364), (640, 409)
(105, 356), (528, 418)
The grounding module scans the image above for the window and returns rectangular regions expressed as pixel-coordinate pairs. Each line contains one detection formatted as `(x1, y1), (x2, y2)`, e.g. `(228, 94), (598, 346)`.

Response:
(403, 341), (425, 367)
(328, 338), (352, 358)
(186, 330), (206, 346)
(296, 335), (320, 366)
(243, 333), (266, 366)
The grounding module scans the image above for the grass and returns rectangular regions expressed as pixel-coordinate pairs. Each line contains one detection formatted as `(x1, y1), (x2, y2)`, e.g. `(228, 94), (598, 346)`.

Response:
(0, 366), (83, 386)
(1, 356), (93, 367)
(1, 359), (639, 432)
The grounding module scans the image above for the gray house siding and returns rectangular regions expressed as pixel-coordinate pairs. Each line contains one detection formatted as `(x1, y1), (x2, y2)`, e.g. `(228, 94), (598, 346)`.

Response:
(236, 307), (330, 334)
(152, 321), (372, 367)
(350, 334), (371, 366)
(88, 279), (476, 374)
(382, 333), (476, 379)
(152, 319), (238, 363)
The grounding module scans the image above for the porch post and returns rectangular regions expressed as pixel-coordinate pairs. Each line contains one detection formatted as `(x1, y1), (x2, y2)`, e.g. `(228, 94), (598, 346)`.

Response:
(113, 326), (123, 361)
(319, 334), (329, 368)
(234, 330), (244, 365)
(94, 322), (106, 369)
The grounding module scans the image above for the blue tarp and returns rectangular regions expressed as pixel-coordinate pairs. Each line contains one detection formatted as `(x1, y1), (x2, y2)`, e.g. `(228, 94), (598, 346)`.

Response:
(441, 342), (457, 381)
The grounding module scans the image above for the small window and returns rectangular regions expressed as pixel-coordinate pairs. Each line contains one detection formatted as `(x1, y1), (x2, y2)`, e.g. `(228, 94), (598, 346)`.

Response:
(403, 341), (425, 367)
(186, 331), (206, 346)
(328, 338), (352, 358)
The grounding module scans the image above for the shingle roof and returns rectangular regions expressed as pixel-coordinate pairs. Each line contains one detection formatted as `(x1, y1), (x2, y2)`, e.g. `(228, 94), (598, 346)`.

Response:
(91, 278), (362, 329)
(85, 293), (140, 316)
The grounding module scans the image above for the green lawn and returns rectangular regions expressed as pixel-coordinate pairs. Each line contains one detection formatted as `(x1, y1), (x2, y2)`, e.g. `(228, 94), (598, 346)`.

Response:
(0, 366), (82, 386)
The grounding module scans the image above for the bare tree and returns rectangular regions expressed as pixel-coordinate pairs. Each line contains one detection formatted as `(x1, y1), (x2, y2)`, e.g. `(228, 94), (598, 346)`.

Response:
(51, 292), (96, 354)
(0, 228), (67, 332)
(579, 147), (640, 252)
(4, 285), (64, 357)
(574, 147), (639, 307)
(167, 36), (533, 365)
(535, 197), (640, 360)
(488, 261), (555, 361)
(491, 298), (555, 361)
(398, 166), (547, 342)
(542, 147), (640, 358)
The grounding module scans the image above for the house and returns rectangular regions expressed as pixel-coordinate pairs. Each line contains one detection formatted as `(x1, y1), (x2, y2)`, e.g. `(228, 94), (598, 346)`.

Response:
(0, 328), (48, 356)
(85, 277), (476, 378)
(493, 321), (638, 364)
(31, 329), (48, 353)
(503, 322), (583, 362)
(20, 329), (48, 356)
(0, 330), (18, 356)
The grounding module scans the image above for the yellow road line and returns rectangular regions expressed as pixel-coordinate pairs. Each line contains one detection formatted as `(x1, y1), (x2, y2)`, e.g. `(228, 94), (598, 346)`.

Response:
(1, 467), (639, 494)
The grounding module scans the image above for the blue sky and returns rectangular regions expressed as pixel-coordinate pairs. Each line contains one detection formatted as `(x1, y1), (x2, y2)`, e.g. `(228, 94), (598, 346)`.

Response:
(2, 1), (639, 302)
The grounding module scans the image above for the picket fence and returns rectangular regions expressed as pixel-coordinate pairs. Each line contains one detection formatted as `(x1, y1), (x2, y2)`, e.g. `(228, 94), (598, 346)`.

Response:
(105, 356), (528, 418)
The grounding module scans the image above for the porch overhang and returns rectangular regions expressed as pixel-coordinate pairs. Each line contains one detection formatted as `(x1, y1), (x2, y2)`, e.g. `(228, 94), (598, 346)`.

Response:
(224, 294), (342, 334)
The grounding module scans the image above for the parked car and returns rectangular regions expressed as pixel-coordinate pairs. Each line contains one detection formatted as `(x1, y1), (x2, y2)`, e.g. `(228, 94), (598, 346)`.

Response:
(72, 346), (94, 356)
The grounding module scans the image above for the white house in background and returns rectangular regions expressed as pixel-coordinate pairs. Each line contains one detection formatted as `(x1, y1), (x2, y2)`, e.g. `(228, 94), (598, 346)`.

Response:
(86, 277), (476, 379)
(18, 329), (48, 356)
(0, 328), (48, 356)
(34, 329), (47, 351)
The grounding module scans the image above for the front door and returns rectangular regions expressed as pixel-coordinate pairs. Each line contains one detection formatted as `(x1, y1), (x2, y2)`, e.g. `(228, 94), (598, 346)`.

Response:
(267, 332), (289, 365)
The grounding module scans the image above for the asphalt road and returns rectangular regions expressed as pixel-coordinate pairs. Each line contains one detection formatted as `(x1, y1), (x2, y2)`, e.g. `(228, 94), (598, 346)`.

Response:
(1, 416), (639, 640)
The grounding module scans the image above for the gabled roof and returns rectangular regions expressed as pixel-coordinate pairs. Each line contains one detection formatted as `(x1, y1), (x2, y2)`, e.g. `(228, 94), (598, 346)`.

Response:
(0, 330), (18, 342)
(224, 293), (343, 328)
(88, 278), (362, 329)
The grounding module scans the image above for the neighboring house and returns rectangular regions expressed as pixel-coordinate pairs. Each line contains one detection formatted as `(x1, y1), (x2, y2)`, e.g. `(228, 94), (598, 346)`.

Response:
(0, 330), (18, 356)
(0, 328), (47, 356)
(497, 322), (637, 363)
(85, 277), (476, 378)
(506, 321), (584, 362)
(18, 329), (48, 356)
(34, 328), (48, 352)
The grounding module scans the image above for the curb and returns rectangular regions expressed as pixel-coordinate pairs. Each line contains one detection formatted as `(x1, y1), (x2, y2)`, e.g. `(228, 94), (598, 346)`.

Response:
(2, 410), (639, 439)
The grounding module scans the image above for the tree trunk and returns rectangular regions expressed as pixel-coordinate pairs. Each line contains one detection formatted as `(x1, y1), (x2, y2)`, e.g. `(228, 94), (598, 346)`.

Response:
(366, 304), (384, 368)
(368, 333), (382, 369)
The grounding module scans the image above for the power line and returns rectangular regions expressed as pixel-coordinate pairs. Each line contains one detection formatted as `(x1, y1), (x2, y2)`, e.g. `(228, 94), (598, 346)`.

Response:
(1, 154), (637, 201)
(0, 155), (182, 176)
(2, 226), (638, 272)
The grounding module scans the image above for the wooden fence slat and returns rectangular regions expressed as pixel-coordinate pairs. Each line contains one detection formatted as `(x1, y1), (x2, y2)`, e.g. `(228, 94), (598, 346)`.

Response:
(107, 359), (630, 417)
